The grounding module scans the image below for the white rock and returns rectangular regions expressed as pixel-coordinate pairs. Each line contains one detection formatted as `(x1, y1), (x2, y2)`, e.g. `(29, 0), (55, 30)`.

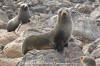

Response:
(3, 38), (23, 58)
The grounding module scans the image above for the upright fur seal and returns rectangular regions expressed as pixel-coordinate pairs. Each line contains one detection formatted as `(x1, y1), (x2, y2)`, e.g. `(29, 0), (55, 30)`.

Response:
(22, 7), (72, 54)
(7, 3), (30, 32)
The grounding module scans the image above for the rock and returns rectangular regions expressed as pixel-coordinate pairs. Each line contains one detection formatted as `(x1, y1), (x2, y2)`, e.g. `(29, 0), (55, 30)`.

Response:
(0, 9), (8, 22)
(2, 5), (17, 20)
(96, 0), (100, 2)
(17, 39), (83, 66)
(82, 44), (91, 55)
(0, 44), (4, 51)
(3, 38), (23, 58)
(43, 0), (61, 6)
(73, 15), (100, 40)
(0, 32), (18, 46)
(0, 51), (7, 58)
(90, 6), (100, 19)
(95, 58), (100, 64)
(3, 0), (13, 5)
(0, 0), (4, 2)
(77, 4), (95, 14)
(0, 57), (22, 66)
(69, 0), (86, 3)
(90, 38), (100, 58)
(0, 29), (7, 34)
(0, 9), (8, 29)
(88, 0), (95, 2)
(20, 27), (43, 38)
(23, 0), (38, 6)
(17, 22), (38, 34)
(30, 5), (48, 13)
(30, 0), (73, 14)
(73, 38), (83, 49)
(82, 38), (100, 55)
(6, 9), (16, 19)
(48, 15), (57, 28)
(3, 29), (42, 58)
(91, 48), (100, 59)
(0, 20), (7, 29)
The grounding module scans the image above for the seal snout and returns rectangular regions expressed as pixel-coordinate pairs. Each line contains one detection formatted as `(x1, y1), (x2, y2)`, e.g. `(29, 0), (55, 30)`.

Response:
(80, 56), (83, 60)
(61, 11), (67, 17)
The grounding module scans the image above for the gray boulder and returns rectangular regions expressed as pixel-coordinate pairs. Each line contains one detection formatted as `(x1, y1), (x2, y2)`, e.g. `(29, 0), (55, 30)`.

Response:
(17, 39), (83, 66)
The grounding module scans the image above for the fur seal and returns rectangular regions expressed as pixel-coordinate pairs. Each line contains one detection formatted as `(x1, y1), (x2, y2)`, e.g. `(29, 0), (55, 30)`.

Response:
(7, 3), (30, 32)
(22, 7), (72, 54)
(80, 56), (96, 66)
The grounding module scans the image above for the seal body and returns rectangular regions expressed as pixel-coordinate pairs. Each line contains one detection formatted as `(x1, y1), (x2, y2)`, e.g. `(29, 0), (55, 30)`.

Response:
(7, 3), (30, 32)
(22, 7), (73, 54)
(54, 7), (72, 52)
(7, 16), (20, 32)
(22, 33), (54, 54)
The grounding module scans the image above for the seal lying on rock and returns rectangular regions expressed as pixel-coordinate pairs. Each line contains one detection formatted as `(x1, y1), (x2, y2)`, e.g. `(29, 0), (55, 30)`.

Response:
(22, 7), (73, 54)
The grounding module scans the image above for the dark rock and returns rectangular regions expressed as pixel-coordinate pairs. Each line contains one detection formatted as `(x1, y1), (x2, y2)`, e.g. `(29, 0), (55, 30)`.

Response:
(69, 0), (86, 3)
